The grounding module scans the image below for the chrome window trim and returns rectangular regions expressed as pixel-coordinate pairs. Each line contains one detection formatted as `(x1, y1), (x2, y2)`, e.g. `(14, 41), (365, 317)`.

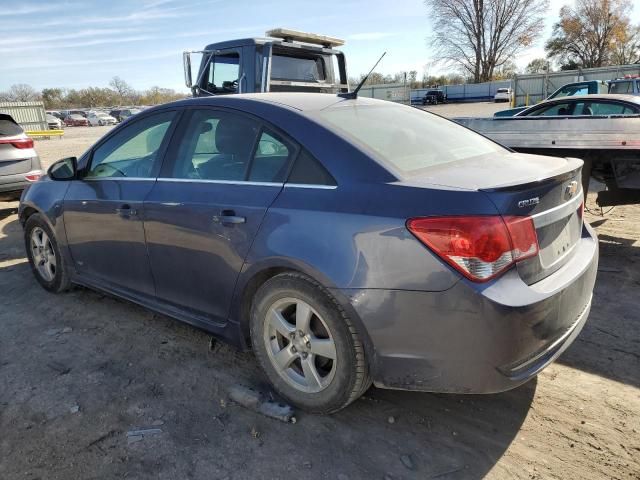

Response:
(83, 177), (154, 181)
(531, 191), (582, 228)
(156, 177), (283, 187)
(284, 183), (337, 190)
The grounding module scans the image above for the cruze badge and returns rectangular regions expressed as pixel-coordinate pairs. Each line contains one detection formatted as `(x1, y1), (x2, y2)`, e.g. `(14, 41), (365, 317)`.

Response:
(565, 181), (579, 198)
(518, 197), (539, 208)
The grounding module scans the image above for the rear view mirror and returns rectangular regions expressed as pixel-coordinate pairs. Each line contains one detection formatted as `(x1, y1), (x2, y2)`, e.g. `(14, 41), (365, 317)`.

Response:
(183, 51), (193, 88)
(48, 157), (77, 181)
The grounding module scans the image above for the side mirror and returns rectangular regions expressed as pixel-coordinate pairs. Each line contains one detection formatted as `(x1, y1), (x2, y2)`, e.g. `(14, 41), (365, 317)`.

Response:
(183, 51), (193, 88)
(48, 157), (77, 181)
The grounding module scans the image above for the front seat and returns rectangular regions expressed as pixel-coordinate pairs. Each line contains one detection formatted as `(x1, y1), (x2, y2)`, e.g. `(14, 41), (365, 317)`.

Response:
(581, 105), (594, 116)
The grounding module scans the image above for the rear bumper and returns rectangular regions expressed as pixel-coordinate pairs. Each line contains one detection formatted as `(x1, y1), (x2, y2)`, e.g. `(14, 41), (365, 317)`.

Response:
(340, 223), (598, 393)
(0, 176), (31, 200)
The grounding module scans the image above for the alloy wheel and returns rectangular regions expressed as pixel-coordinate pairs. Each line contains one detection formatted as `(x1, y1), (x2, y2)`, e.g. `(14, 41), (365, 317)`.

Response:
(30, 227), (56, 282)
(263, 297), (337, 393)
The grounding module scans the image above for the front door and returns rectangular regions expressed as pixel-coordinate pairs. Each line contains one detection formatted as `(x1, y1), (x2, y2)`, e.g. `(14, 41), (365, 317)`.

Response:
(64, 110), (178, 296)
(143, 108), (295, 323)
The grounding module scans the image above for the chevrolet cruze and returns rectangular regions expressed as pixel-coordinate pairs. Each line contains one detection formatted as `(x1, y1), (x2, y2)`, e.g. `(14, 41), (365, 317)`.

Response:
(19, 93), (598, 413)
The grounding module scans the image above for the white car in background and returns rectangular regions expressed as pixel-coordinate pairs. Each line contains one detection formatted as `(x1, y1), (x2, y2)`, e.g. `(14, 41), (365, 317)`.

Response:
(494, 88), (512, 102)
(87, 111), (117, 126)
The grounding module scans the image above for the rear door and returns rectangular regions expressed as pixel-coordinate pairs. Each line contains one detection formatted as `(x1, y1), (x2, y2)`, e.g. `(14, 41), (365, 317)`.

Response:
(143, 107), (296, 323)
(64, 110), (178, 297)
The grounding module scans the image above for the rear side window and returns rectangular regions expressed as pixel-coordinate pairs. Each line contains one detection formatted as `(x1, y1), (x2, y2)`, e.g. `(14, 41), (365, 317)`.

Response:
(165, 109), (293, 183)
(271, 54), (325, 82)
(287, 150), (336, 186)
(609, 81), (633, 94)
(0, 117), (23, 136)
(523, 102), (573, 116)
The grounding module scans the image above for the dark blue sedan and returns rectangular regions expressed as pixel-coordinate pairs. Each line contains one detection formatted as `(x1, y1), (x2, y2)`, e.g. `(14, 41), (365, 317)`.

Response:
(20, 93), (598, 413)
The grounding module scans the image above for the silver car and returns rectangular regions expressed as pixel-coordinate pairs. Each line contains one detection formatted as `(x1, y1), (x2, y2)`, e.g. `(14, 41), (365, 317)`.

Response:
(0, 113), (43, 201)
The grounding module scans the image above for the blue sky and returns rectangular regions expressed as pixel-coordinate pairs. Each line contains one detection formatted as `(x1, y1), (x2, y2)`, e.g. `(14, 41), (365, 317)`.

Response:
(1, 0), (639, 92)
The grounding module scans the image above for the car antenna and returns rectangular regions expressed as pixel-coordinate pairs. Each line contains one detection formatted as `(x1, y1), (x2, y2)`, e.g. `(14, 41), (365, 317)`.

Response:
(338, 52), (386, 99)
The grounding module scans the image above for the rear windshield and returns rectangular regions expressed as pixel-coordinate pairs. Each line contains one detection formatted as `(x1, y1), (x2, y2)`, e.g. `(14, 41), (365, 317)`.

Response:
(313, 104), (505, 176)
(271, 54), (326, 82)
(0, 117), (23, 136)
(497, 88), (509, 93)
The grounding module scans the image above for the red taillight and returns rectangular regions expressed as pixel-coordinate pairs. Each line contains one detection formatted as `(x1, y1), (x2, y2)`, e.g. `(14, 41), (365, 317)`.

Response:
(0, 137), (34, 149)
(406, 215), (539, 282)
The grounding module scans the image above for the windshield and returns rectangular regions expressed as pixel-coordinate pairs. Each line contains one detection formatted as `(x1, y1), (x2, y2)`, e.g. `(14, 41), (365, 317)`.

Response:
(314, 104), (505, 176)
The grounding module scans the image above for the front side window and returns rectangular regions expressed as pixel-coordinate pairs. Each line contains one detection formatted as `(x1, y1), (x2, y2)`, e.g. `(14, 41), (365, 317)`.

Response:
(584, 101), (637, 115)
(314, 104), (504, 177)
(86, 111), (175, 179)
(203, 52), (240, 94)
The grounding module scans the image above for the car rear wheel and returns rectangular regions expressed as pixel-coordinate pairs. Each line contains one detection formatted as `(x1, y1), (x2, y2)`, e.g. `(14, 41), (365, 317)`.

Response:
(24, 214), (71, 293)
(250, 272), (371, 414)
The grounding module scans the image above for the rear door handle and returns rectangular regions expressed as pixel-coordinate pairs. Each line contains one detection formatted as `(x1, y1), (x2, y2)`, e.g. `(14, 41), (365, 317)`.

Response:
(115, 204), (137, 216)
(213, 210), (246, 225)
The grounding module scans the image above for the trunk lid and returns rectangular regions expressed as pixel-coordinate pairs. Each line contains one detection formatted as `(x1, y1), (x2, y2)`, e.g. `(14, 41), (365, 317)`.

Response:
(410, 152), (584, 284)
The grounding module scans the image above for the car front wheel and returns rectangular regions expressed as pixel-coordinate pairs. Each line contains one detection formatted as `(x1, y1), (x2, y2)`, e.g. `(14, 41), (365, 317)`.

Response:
(250, 272), (371, 414)
(24, 213), (71, 293)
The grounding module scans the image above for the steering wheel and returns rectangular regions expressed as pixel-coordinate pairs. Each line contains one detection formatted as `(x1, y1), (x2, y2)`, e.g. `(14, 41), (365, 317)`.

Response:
(94, 163), (127, 178)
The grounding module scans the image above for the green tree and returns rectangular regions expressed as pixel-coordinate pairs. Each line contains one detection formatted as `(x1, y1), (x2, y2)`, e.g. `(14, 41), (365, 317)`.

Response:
(525, 58), (550, 74)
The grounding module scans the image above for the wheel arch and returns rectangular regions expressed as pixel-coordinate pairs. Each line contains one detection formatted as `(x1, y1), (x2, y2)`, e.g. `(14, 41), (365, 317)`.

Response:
(232, 260), (376, 366)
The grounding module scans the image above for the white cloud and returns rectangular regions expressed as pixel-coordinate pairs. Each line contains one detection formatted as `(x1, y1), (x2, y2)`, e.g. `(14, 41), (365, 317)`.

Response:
(5, 50), (181, 70)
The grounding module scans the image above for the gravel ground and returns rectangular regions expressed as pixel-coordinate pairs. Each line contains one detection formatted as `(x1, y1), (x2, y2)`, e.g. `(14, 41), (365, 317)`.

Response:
(1, 107), (639, 480)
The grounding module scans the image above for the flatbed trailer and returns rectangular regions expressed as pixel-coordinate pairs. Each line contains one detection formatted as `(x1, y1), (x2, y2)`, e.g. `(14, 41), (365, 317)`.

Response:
(454, 115), (640, 206)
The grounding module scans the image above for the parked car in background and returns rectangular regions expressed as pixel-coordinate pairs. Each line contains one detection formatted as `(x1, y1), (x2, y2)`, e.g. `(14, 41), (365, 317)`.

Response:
(63, 114), (89, 127)
(87, 111), (117, 126)
(608, 77), (640, 95)
(494, 80), (608, 116)
(494, 87), (512, 102)
(421, 89), (446, 105)
(514, 94), (640, 117)
(46, 111), (64, 121)
(109, 108), (141, 122)
(19, 93), (597, 413)
(0, 113), (42, 201)
(46, 114), (63, 130)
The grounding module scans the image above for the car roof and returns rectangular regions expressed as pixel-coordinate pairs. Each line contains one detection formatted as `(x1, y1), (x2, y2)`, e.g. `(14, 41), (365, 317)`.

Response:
(537, 94), (640, 104)
(167, 92), (391, 113)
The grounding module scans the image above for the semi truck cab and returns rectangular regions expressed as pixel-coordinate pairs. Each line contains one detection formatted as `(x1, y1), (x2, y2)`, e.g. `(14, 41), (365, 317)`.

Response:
(183, 28), (349, 97)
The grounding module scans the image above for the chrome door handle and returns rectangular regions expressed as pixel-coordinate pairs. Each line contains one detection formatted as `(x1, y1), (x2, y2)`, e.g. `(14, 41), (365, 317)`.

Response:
(213, 210), (246, 225)
(115, 205), (137, 216)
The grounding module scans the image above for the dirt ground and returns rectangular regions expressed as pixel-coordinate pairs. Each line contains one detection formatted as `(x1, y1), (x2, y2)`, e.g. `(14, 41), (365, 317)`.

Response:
(1, 110), (639, 480)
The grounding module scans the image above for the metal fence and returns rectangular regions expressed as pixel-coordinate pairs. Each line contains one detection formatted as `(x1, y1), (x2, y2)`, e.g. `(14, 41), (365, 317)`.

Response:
(412, 80), (511, 103)
(0, 101), (48, 131)
(357, 80), (512, 104)
(513, 64), (640, 107)
(356, 83), (411, 103)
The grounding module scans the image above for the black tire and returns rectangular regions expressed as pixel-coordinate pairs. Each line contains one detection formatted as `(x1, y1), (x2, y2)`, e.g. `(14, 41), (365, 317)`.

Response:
(250, 272), (371, 414)
(24, 213), (71, 293)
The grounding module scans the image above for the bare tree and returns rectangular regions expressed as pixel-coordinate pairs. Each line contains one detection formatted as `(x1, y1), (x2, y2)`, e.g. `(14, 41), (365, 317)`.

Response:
(546, 0), (634, 68)
(1, 84), (41, 102)
(425, 0), (549, 83)
(109, 76), (134, 105)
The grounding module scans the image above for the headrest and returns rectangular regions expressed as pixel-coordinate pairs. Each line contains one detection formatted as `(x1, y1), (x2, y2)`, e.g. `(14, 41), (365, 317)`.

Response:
(215, 116), (258, 155)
